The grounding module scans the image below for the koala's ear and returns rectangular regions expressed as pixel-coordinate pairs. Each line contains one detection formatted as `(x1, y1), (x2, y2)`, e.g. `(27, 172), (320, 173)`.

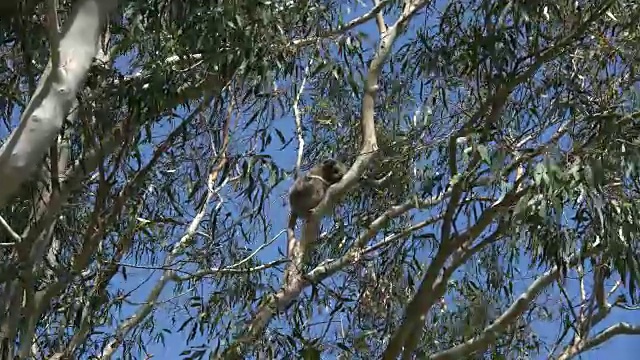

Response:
(322, 158), (337, 166)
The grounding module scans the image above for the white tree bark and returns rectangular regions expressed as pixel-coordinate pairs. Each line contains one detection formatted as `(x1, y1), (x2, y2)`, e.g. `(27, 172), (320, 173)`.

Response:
(0, 0), (117, 207)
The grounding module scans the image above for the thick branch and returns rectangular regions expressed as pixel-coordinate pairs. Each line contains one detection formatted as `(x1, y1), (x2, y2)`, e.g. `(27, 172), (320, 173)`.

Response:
(0, 0), (117, 207)
(311, 0), (429, 221)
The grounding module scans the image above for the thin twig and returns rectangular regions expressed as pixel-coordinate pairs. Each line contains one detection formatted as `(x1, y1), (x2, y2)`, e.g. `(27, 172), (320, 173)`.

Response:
(292, 0), (392, 47)
(230, 230), (285, 269)
(0, 215), (20, 242)
(293, 60), (312, 175)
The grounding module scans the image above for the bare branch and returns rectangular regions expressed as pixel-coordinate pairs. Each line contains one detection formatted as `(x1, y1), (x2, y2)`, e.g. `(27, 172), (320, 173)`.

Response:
(360, 215), (442, 255)
(233, 230), (286, 269)
(182, 260), (289, 279)
(184, 230), (287, 279)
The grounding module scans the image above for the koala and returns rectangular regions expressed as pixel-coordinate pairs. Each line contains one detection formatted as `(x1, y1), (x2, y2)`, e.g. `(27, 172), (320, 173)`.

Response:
(289, 159), (346, 218)
(286, 158), (347, 257)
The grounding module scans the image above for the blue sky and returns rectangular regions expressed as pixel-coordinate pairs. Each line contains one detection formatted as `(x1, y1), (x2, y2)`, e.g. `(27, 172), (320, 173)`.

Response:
(43, 2), (640, 359)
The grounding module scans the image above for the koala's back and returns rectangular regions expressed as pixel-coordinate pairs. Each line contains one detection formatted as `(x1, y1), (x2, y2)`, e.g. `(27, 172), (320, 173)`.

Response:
(289, 177), (327, 217)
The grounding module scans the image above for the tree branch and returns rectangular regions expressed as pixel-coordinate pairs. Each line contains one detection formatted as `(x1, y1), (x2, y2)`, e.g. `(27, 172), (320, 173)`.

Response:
(0, 216), (20, 243)
(554, 277), (624, 360)
(287, 59), (312, 264)
(429, 246), (603, 360)
(0, 0), (117, 207)
(559, 322), (640, 360)
(292, 0), (393, 47)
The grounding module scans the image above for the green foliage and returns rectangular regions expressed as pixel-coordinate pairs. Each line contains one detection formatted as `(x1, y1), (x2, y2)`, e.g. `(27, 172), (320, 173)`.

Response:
(3, 0), (640, 359)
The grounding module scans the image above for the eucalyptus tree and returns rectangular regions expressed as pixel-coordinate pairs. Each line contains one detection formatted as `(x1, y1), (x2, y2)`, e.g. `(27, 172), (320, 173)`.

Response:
(2, 0), (640, 359)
